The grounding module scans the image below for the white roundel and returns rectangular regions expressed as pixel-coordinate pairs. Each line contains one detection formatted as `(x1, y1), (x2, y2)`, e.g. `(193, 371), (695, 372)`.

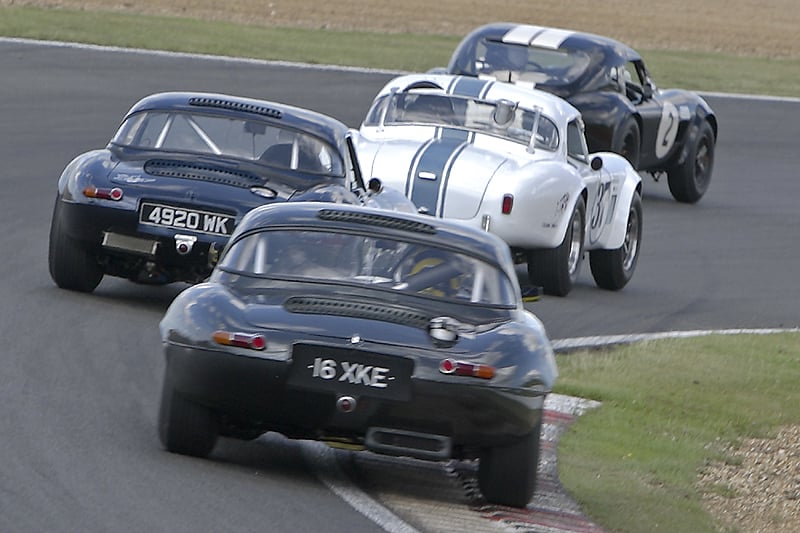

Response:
(655, 101), (680, 159)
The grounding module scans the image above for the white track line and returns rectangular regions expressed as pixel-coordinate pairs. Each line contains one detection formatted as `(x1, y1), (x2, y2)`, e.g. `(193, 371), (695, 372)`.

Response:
(301, 441), (421, 533)
(551, 327), (800, 352)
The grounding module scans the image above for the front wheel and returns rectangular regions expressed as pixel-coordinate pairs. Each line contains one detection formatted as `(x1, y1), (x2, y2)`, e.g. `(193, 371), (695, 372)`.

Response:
(158, 369), (218, 458)
(478, 421), (542, 508)
(527, 198), (585, 296)
(590, 191), (643, 290)
(48, 198), (104, 292)
(667, 120), (715, 203)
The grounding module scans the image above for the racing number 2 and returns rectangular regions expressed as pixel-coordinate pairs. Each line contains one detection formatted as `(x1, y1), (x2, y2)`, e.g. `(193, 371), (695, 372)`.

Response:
(655, 101), (680, 159)
(311, 357), (390, 388)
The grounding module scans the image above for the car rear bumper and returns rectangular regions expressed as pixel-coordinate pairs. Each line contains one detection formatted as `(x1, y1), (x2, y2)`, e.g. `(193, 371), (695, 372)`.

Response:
(56, 198), (230, 281)
(164, 342), (545, 459)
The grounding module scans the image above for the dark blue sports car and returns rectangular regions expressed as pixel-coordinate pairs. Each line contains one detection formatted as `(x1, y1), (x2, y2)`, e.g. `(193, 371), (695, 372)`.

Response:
(443, 22), (718, 203)
(48, 91), (368, 292)
(158, 201), (557, 508)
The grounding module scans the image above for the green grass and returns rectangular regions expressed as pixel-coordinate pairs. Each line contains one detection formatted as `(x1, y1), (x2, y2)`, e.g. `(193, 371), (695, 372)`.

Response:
(2, 6), (800, 97)
(554, 332), (800, 532)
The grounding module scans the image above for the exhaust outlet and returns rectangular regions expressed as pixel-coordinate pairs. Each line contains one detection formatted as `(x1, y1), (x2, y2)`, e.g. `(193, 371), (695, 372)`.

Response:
(365, 427), (452, 460)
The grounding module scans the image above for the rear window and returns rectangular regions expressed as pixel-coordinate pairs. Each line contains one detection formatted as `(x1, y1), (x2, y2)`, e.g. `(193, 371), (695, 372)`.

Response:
(112, 111), (344, 176)
(219, 229), (517, 306)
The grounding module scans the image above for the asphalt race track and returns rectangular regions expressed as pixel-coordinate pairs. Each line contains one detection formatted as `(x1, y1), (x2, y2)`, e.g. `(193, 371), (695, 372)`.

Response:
(1, 40), (798, 532)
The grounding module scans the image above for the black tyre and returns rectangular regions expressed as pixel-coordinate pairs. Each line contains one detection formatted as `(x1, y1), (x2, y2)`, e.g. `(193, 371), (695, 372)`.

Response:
(48, 198), (103, 292)
(667, 120), (715, 203)
(158, 369), (218, 458)
(612, 117), (641, 169)
(590, 191), (643, 290)
(478, 421), (542, 508)
(527, 198), (585, 297)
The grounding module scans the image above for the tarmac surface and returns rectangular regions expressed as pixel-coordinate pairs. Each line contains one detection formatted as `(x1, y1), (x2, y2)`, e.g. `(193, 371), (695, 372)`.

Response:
(1, 39), (799, 532)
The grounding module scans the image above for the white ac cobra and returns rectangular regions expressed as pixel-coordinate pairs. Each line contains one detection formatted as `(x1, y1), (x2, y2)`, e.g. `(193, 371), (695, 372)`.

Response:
(357, 74), (643, 296)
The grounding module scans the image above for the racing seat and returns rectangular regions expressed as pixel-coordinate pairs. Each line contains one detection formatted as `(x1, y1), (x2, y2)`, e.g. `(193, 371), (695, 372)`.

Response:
(260, 143), (293, 168)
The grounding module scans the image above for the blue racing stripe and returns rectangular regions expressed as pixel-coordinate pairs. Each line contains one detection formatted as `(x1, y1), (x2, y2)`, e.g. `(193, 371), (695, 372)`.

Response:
(450, 77), (493, 99)
(439, 127), (471, 142)
(405, 138), (435, 197)
(408, 134), (468, 216)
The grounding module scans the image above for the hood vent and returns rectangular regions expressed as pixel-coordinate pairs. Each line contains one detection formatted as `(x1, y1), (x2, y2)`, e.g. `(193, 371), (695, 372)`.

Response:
(188, 97), (283, 118)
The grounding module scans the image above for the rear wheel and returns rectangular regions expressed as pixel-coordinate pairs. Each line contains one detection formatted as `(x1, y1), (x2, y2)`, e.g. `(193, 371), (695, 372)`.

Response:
(612, 117), (641, 169)
(158, 369), (218, 458)
(48, 198), (103, 292)
(667, 120), (715, 203)
(478, 421), (542, 508)
(590, 192), (643, 290)
(527, 198), (585, 296)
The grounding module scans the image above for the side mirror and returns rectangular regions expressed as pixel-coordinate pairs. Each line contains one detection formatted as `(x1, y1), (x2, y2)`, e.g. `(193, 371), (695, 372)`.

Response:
(591, 156), (603, 171)
(642, 83), (653, 100)
(368, 177), (383, 194)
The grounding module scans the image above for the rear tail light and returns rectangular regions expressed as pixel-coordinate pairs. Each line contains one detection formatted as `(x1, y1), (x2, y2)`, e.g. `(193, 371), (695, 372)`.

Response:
(501, 194), (514, 214)
(212, 330), (266, 351)
(84, 186), (123, 201)
(439, 358), (495, 379)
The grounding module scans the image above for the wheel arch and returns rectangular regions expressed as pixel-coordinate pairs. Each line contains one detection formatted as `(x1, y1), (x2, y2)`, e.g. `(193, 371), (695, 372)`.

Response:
(58, 150), (115, 201)
(601, 170), (642, 250)
(552, 183), (588, 250)
(668, 101), (717, 169)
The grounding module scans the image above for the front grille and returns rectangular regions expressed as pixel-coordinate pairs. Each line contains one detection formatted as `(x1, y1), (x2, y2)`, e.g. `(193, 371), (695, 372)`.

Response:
(284, 296), (430, 328)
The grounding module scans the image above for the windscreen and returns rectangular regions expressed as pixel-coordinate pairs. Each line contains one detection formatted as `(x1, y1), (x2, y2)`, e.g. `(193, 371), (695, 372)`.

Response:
(474, 40), (592, 86)
(364, 92), (558, 151)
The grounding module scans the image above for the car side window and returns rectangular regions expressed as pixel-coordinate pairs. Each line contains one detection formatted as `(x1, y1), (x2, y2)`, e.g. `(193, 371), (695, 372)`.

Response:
(363, 95), (389, 127)
(566, 120), (588, 162)
(623, 60), (647, 104)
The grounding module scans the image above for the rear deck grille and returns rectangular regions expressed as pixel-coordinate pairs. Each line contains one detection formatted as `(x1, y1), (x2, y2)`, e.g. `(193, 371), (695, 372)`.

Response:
(317, 209), (436, 234)
(144, 159), (261, 188)
(284, 296), (430, 328)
